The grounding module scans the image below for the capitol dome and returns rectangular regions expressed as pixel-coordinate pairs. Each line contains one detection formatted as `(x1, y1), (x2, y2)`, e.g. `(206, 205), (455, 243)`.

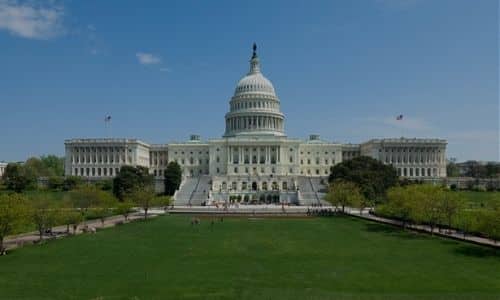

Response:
(234, 66), (276, 96)
(224, 44), (285, 138)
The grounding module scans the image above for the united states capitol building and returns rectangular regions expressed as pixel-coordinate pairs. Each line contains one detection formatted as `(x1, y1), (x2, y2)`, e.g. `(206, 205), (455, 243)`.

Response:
(64, 45), (447, 205)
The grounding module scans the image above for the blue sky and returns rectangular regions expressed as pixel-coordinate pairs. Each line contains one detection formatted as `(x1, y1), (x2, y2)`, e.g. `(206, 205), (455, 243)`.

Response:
(0, 0), (498, 162)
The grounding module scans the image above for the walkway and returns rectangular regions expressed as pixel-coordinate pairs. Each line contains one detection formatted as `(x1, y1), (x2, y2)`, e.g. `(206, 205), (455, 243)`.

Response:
(3, 211), (164, 252)
(345, 208), (500, 249)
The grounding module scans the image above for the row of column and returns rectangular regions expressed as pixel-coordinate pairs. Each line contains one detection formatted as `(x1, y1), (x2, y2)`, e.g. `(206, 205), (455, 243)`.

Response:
(227, 146), (281, 165)
(399, 167), (438, 177)
(70, 147), (129, 164)
(226, 116), (284, 132)
(381, 147), (445, 164)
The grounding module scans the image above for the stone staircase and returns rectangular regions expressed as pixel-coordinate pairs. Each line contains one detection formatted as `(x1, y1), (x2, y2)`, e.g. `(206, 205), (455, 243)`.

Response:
(173, 176), (211, 206)
(297, 176), (329, 206)
(189, 175), (211, 205)
(173, 177), (198, 205)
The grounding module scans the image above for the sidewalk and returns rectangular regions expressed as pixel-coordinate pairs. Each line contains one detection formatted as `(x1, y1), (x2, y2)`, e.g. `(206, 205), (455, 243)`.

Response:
(345, 208), (500, 249)
(3, 211), (163, 252)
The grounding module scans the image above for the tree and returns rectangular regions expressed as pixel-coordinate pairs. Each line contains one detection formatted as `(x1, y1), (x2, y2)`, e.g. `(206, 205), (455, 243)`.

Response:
(67, 185), (114, 212)
(93, 196), (117, 227)
(3, 163), (35, 192)
(325, 180), (364, 213)
(328, 156), (399, 201)
(164, 161), (182, 196)
(438, 191), (464, 233)
(0, 193), (29, 254)
(384, 185), (416, 229)
(40, 155), (65, 177)
(113, 166), (153, 201)
(115, 201), (134, 221)
(62, 176), (82, 191)
(48, 176), (65, 190)
(413, 185), (442, 234)
(64, 211), (84, 234)
(478, 210), (500, 244)
(155, 195), (172, 211)
(446, 162), (460, 178)
(30, 197), (56, 242)
(127, 187), (156, 219)
(485, 162), (500, 178)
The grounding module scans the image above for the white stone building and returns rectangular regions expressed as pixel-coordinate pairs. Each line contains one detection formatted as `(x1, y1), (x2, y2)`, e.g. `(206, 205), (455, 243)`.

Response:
(64, 45), (447, 205)
(0, 162), (7, 178)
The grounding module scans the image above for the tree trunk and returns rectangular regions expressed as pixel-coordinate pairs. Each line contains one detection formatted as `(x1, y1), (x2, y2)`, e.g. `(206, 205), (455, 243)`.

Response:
(0, 237), (4, 254)
(144, 208), (148, 220)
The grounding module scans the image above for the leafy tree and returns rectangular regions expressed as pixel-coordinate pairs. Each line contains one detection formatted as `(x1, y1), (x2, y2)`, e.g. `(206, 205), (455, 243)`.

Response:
(0, 193), (29, 254)
(438, 191), (464, 232)
(328, 156), (398, 201)
(164, 161), (182, 196)
(23, 157), (45, 177)
(62, 176), (82, 191)
(463, 161), (487, 178)
(155, 195), (172, 211)
(67, 185), (114, 212)
(325, 180), (364, 213)
(93, 196), (117, 227)
(30, 198), (60, 242)
(48, 176), (65, 190)
(384, 185), (416, 229)
(64, 211), (84, 234)
(413, 185), (442, 234)
(113, 166), (153, 201)
(446, 162), (460, 177)
(3, 163), (36, 192)
(127, 187), (156, 219)
(485, 162), (500, 178)
(115, 201), (134, 221)
(40, 155), (65, 177)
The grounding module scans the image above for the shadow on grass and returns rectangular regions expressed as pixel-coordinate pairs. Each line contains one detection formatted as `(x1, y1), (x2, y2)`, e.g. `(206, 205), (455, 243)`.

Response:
(363, 222), (427, 240)
(453, 245), (500, 259)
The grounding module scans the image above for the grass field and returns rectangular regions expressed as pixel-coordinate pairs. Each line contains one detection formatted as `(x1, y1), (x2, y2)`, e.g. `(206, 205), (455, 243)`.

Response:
(459, 191), (500, 208)
(1, 215), (499, 299)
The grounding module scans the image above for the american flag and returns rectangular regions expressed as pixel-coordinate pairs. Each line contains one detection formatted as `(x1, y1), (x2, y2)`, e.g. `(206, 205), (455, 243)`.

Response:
(396, 114), (403, 120)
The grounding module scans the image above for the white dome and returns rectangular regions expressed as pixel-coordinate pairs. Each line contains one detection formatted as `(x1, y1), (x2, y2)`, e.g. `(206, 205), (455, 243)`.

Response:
(224, 44), (286, 138)
(234, 72), (276, 96)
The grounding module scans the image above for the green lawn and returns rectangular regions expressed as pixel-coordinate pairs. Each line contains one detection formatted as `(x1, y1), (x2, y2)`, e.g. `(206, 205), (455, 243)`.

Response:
(458, 191), (500, 208)
(1, 216), (500, 300)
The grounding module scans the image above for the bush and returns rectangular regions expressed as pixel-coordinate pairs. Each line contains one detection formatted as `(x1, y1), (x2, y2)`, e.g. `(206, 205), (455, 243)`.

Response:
(48, 176), (64, 190)
(62, 176), (82, 191)
(450, 184), (457, 191)
(95, 179), (113, 191)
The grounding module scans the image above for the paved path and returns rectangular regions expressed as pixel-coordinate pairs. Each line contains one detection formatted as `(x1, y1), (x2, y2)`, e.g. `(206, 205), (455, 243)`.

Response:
(3, 210), (164, 252)
(345, 208), (500, 249)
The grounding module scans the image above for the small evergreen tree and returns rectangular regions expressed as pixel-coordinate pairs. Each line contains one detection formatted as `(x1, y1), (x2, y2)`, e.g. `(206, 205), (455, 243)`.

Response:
(112, 166), (153, 201)
(164, 161), (182, 196)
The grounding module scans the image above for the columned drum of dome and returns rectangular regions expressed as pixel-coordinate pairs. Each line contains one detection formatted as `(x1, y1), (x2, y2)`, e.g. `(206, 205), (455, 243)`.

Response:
(224, 44), (286, 137)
